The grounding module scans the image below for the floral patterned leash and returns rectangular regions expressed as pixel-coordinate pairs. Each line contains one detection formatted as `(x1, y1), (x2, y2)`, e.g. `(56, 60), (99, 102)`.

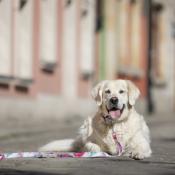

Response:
(0, 152), (114, 160)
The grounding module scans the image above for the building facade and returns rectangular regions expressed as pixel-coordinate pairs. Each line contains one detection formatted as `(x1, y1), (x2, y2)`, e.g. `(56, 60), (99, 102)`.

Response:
(0, 0), (174, 119)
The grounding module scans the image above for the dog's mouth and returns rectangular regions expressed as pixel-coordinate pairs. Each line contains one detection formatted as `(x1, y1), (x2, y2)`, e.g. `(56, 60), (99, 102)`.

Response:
(106, 105), (125, 119)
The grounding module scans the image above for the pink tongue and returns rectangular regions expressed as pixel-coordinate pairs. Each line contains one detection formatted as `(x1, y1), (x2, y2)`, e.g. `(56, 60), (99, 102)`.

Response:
(109, 110), (121, 119)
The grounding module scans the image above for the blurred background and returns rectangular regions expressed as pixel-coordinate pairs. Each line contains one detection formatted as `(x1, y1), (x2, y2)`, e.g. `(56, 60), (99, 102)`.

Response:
(0, 1), (175, 172)
(0, 0), (175, 120)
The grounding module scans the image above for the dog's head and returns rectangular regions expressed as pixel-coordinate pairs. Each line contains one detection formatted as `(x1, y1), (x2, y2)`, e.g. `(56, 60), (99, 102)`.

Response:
(91, 80), (140, 123)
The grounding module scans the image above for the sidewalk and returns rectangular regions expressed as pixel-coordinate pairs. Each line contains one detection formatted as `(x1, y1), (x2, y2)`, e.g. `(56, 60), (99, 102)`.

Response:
(0, 112), (175, 175)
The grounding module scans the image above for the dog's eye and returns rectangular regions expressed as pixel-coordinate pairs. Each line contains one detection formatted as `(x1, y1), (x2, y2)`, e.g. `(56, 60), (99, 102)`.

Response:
(105, 89), (111, 94)
(119, 90), (124, 94)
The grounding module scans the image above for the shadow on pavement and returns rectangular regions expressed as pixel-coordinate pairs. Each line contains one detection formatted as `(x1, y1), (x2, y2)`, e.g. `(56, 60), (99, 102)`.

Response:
(158, 137), (175, 142)
(0, 169), (68, 175)
(107, 157), (175, 165)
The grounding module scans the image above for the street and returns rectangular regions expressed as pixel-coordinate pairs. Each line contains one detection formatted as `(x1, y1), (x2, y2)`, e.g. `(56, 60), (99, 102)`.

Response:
(0, 113), (175, 175)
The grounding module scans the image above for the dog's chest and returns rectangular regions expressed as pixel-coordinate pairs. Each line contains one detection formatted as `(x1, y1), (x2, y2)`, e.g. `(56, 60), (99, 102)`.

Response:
(103, 123), (128, 154)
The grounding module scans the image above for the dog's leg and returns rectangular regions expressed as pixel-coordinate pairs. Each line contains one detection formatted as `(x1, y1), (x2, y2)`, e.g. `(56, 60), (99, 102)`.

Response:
(84, 142), (102, 152)
(39, 139), (74, 152)
(129, 132), (152, 160)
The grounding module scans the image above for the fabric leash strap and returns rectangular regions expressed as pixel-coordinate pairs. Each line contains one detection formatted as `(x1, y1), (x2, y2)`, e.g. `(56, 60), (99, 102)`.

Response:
(112, 131), (123, 156)
(0, 152), (114, 160)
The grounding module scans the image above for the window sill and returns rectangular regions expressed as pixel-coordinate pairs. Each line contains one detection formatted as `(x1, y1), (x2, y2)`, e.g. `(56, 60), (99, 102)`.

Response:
(41, 61), (57, 73)
(0, 75), (13, 84)
(15, 78), (33, 87)
(118, 66), (144, 79)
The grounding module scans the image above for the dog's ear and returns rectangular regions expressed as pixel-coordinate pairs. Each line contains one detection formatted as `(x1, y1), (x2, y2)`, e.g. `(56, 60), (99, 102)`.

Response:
(127, 80), (140, 106)
(91, 80), (107, 106)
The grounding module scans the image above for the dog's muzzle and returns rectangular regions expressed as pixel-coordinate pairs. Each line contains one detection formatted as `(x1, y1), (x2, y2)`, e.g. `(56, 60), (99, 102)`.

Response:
(105, 97), (125, 120)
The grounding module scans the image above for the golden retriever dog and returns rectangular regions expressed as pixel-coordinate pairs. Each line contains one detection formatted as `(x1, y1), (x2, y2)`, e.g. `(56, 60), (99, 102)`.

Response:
(39, 80), (152, 160)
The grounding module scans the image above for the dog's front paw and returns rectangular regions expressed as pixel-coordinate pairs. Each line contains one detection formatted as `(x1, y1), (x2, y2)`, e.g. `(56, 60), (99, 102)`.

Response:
(130, 149), (152, 160)
(130, 152), (145, 160)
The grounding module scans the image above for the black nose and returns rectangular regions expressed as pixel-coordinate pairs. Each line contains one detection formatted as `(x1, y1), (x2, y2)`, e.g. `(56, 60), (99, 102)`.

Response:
(110, 97), (118, 105)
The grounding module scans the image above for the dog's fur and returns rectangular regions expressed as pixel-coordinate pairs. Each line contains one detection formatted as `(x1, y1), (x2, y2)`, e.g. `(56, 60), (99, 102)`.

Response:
(39, 80), (152, 160)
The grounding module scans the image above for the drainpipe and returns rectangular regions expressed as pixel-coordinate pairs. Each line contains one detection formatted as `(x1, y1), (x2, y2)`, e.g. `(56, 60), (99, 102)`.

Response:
(146, 0), (154, 113)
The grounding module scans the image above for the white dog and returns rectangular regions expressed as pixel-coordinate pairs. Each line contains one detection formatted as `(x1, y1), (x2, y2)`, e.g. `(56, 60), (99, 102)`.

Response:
(40, 80), (152, 160)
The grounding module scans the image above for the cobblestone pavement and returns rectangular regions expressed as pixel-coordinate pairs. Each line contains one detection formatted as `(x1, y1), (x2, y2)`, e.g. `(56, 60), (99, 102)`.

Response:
(0, 113), (175, 175)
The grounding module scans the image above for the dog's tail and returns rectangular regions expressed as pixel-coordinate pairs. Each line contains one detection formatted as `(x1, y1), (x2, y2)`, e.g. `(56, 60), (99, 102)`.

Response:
(39, 139), (74, 152)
